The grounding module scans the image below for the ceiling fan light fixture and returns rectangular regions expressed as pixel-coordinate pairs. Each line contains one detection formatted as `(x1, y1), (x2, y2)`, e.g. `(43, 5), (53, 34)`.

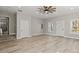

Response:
(38, 6), (56, 14)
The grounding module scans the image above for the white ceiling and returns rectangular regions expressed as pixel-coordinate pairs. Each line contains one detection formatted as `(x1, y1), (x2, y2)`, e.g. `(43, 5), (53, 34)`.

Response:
(0, 6), (79, 19)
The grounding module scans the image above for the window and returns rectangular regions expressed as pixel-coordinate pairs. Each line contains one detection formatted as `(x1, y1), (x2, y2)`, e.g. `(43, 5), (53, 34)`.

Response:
(41, 24), (43, 29)
(48, 23), (54, 32)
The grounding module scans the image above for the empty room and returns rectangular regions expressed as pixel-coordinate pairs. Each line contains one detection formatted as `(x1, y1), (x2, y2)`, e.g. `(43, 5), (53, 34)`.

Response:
(0, 6), (79, 53)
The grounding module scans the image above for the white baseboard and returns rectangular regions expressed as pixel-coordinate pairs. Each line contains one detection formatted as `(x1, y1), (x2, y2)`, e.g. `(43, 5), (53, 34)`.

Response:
(17, 33), (79, 39)
(16, 37), (22, 39)
(9, 33), (16, 35)
(64, 36), (79, 39)
(32, 33), (44, 36)
(16, 35), (32, 39)
(46, 33), (59, 36)
(45, 33), (79, 39)
(43, 33), (49, 35)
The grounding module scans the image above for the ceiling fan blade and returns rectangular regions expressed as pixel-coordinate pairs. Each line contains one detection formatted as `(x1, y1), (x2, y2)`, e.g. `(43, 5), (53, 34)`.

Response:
(52, 10), (56, 12)
(50, 8), (56, 10)
(52, 8), (56, 9)
(48, 6), (52, 9)
(49, 10), (53, 13)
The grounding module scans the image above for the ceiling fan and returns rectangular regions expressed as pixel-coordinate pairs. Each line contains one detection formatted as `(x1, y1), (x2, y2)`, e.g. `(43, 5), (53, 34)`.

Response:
(38, 6), (56, 14)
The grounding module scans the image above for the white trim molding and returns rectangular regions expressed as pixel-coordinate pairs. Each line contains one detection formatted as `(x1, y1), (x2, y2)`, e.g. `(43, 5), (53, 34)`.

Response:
(32, 33), (44, 36)
(64, 36), (79, 39)
(9, 33), (16, 35)
(45, 33), (79, 39)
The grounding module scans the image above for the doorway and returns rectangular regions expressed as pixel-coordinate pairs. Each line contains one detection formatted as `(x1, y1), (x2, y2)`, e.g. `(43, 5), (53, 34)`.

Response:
(0, 17), (9, 36)
(0, 17), (13, 41)
(56, 20), (65, 36)
(48, 22), (54, 33)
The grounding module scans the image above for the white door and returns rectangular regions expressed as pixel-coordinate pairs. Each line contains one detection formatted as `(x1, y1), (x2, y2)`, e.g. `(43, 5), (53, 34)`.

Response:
(56, 20), (65, 36)
(20, 20), (29, 38)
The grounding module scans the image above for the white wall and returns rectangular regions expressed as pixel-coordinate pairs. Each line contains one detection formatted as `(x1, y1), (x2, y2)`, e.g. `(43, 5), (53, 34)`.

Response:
(31, 17), (43, 36)
(0, 11), (16, 35)
(16, 12), (32, 39)
(16, 11), (44, 39)
(45, 12), (79, 39)
(16, 10), (79, 39)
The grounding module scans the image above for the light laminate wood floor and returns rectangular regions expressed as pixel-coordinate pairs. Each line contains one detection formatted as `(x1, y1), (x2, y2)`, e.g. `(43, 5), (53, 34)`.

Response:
(0, 35), (79, 53)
